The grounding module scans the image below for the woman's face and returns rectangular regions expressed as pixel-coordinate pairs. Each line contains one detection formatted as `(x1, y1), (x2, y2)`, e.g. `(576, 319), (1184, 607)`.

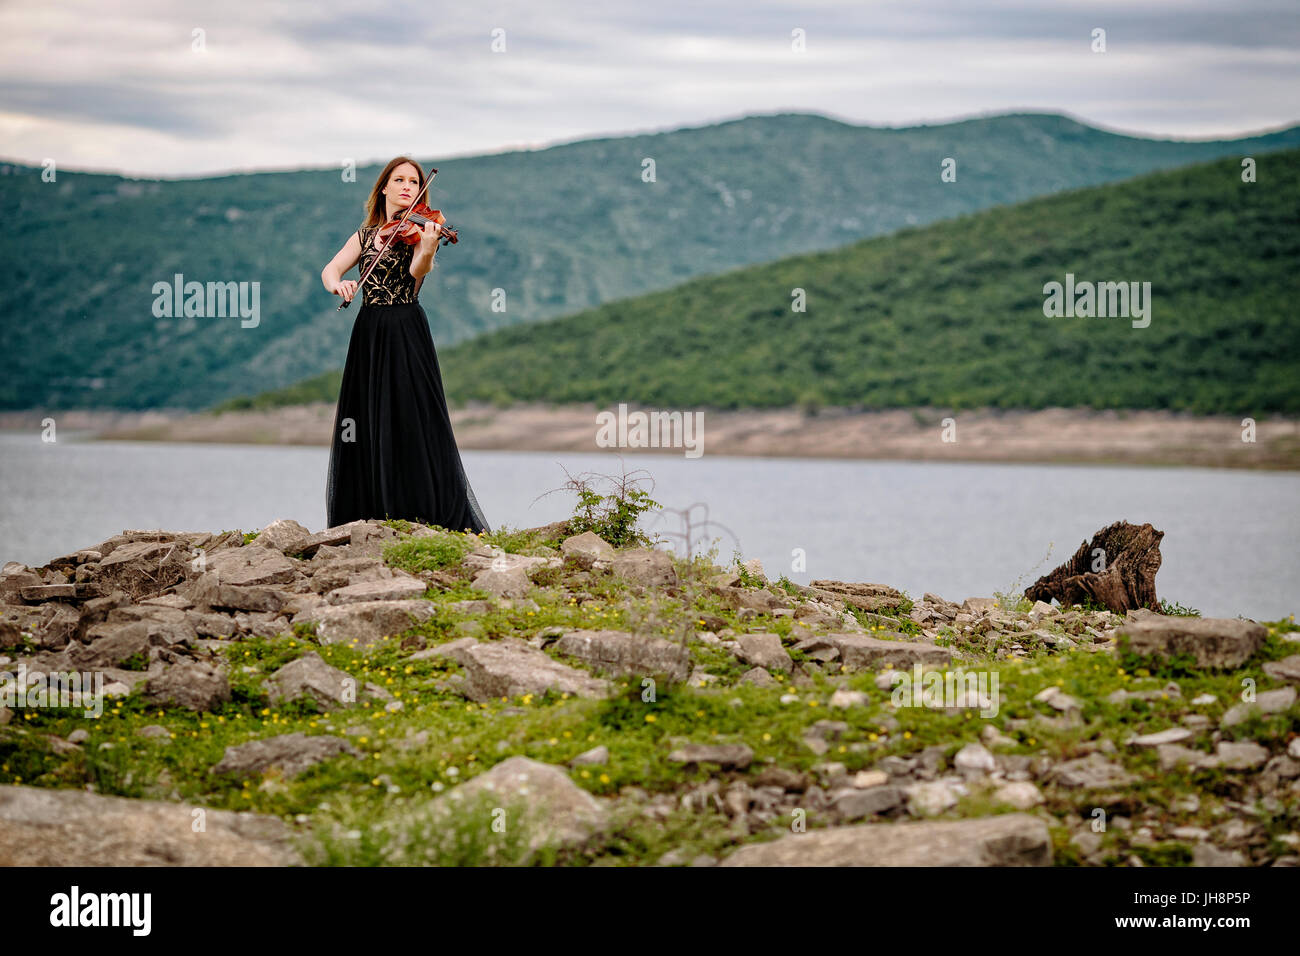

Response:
(383, 163), (421, 209)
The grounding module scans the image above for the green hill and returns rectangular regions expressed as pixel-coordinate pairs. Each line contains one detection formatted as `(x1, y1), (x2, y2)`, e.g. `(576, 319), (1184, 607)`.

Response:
(3, 112), (1298, 411)
(421, 150), (1299, 414)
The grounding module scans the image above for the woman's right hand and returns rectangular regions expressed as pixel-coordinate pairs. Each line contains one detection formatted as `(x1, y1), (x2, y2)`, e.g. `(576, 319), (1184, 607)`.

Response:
(330, 279), (358, 301)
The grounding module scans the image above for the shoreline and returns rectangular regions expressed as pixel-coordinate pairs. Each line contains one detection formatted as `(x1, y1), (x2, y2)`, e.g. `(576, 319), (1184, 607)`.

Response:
(1, 403), (1297, 470)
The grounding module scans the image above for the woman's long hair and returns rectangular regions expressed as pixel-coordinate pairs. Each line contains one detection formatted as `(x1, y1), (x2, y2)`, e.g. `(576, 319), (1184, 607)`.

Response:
(361, 156), (426, 229)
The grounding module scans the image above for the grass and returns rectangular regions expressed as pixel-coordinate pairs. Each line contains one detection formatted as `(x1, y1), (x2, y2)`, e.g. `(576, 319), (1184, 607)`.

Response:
(3, 516), (1296, 866)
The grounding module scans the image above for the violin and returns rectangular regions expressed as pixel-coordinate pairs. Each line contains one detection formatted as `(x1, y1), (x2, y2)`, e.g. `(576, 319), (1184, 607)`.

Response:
(339, 167), (457, 311)
(375, 201), (458, 247)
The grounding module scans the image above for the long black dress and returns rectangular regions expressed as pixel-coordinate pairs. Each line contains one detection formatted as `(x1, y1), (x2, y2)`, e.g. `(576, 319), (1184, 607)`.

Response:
(325, 223), (491, 534)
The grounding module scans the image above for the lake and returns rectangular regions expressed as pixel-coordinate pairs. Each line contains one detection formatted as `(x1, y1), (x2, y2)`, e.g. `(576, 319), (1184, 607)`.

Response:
(0, 431), (1295, 621)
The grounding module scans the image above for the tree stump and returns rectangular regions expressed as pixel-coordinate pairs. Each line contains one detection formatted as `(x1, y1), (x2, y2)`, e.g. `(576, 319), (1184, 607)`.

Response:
(1023, 520), (1163, 613)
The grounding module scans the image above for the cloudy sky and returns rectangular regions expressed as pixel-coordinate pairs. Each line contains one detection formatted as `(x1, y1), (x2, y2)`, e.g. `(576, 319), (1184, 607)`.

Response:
(1, 0), (1296, 178)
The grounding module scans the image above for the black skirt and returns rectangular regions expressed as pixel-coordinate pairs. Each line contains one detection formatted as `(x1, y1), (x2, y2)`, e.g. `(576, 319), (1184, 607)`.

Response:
(325, 301), (490, 534)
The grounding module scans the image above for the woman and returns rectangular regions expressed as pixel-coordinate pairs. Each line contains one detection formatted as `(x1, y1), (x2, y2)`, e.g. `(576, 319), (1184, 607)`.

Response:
(320, 156), (490, 534)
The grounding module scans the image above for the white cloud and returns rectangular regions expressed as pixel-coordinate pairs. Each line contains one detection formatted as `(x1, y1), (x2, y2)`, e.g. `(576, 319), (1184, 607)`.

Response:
(0, 0), (1295, 176)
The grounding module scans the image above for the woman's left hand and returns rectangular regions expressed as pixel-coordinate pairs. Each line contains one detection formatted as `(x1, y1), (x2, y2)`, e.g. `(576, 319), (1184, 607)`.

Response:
(416, 220), (443, 250)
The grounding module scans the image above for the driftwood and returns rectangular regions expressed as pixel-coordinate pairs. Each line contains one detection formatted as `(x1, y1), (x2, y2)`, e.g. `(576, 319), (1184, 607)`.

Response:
(1024, 521), (1163, 613)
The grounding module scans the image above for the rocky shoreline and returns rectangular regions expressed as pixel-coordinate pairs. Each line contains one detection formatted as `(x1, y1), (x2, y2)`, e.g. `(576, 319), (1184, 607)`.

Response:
(0, 517), (1296, 866)
(4, 402), (1298, 469)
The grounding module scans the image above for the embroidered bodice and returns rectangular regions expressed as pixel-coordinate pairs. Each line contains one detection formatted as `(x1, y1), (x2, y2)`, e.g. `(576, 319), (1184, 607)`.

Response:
(356, 224), (420, 305)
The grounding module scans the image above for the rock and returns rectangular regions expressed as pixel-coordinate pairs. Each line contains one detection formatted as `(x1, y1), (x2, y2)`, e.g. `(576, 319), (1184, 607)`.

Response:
(1263, 655), (1300, 684)
(0, 784), (301, 865)
(832, 785), (904, 820)
(282, 523), (362, 557)
(609, 549), (678, 589)
(1156, 744), (1211, 771)
(829, 688), (869, 708)
(325, 576), (428, 605)
(754, 766), (807, 791)
(307, 556), (387, 593)
(718, 813), (1052, 866)
(981, 724), (1019, 750)
(819, 633), (951, 671)
(1028, 600), (1056, 621)
(267, 652), (357, 709)
(189, 575), (288, 613)
(802, 580), (907, 613)
(250, 519), (312, 552)
(667, 744), (754, 770)
(993, 782), (1044, 809)
(1128, 727), (1194, 747)
(1193, 844), (1246, 867)
(738, 667), (778, 687)
(211, 732), (361, 779)
(1221, 687), (1296, 727)
(470, 566), (533, 599)
(953, 742), (996, 773)
(905, 781), (961, 815)
(433, 637), (610, 702)
(553, 628), (692, 683)
(90, 539), (191, 600)
(1048, 753), (1137, 789)
(560, 532), (614, 567)
(311, 600), (439, 648)
(1212, 740), (1270, 770)
(344, 522), (401, 559)
(435, 756), (606, 852)
(1119, 617), (1267, 669)
(570, 745), (609, 766)
(66, 621), (151, 668)
(732, 632), (792, 674)
(200, 546), (298, 588)
(142, 660), (231, 712)
(1034, 686), (1082, 713)
(852, 770), (889, 788)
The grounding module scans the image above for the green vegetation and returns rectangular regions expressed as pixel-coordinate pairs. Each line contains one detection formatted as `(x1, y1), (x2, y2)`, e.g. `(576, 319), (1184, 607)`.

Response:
(4, 113), (1298, 412)
(424, 150), (1300, 414)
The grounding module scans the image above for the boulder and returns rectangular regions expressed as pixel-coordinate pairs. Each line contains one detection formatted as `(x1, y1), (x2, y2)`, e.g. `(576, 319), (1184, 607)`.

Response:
(267, 652), (357, 709)
(432, 637), (610, 702)
(667, 743), (754, 770)
(0, 785), (301, 865)
(1118, 616), (1267, 669)
(820, 633), (951, 671)
(552, 628), (692, 683)
(802, 580), (907, 613)
(211, 732), (361, 779)
(324, 576), (427, 605)
(1047, 753), (1137, 789)
(433, 756), (607, 852)
(142, 660), (231, 712)
(560, 532), (614, 568)
(732, 632), (793, 674)
(718, 813), (1052, 866)
(310, 600), (439, 648)
(609, 549), (678, 589)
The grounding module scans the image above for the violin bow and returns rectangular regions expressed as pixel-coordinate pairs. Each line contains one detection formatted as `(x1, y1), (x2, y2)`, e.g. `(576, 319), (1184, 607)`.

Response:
(338, 166), (438, 311)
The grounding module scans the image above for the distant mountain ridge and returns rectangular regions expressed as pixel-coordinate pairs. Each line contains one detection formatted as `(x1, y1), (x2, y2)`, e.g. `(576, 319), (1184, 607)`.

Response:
(2, 111), (1297, 410)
